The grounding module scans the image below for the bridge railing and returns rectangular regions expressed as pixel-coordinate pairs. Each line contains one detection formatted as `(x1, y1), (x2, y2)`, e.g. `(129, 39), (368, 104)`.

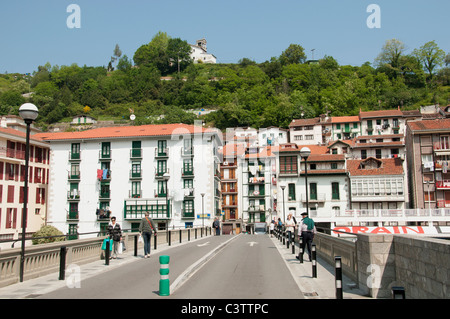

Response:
(0, 227), (212, 288)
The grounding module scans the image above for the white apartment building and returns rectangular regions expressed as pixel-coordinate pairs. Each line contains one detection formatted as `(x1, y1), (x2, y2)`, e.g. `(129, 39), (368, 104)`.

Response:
(35, 123), (222, 237)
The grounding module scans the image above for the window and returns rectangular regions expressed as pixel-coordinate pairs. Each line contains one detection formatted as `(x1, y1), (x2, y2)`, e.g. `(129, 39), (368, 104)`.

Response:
(132, 141), (142, 157)
(288, 183), (296, 201)
(376, 149), (382, 159)
(71, 143), (80, 159)
(183, 159), (193, 174)
(361, 150), (367, 159)
(332, 206), (341, 216)
(184, 179), (193, 189)
(305, 135), (314, 140)
(332, 182), (340, 200)
(157, 180), (167, 197)
(101, 142), (111, 158)
(280, 156), (298, 174)
(131, 162), (141, 178)
(131, 181), (141, 198)
(157, 140), (167, 155)
(7, 185), (14, 203)
(331, 163), (338, 169)
(157, 160), (167, 174)
(310, 183), (317, 200)
(294, 135), (303, 141)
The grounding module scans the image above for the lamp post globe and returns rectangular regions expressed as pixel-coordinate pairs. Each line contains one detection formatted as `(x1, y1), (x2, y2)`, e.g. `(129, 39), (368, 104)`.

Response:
(19, 103), (39, 122)
(300, 147), (311, 159)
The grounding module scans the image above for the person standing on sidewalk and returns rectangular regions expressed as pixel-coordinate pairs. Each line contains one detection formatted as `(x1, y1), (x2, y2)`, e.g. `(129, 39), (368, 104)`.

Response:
(299, 212), (316, 261)
(139, 212), (157, 258)
(213, 217), (221, 235)
(107, 216), (122, 259)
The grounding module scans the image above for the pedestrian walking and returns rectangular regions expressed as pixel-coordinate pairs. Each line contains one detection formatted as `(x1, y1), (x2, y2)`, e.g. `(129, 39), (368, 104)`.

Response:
(298, 212), (316, 261)
(285, 214), (295, 245)
(277, 218), (282, 231)
(213, 217), (221, 235)
(269, 220), (275, 237)
(107, 216), (122, 259)
(139, 212), (157, 258)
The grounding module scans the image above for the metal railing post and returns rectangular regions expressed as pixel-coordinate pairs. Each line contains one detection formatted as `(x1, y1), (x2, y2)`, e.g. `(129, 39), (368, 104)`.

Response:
(59, 246), (67, 280)
(335, 256), (343, 299)
(311, 244), (317, 278)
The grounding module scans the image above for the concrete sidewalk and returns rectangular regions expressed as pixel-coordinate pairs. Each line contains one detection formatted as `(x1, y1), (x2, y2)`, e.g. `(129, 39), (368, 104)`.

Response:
(270, 235), (371, 299)
(0, 236), (207, 299)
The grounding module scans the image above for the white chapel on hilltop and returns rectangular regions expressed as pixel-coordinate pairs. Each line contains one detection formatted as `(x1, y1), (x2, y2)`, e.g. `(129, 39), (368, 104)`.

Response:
(190, 38), (217, 64)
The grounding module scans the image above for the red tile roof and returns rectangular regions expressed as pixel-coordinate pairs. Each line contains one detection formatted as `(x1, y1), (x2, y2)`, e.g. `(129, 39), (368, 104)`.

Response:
(34, 123), (210, 141)
(347, 158), (404, 176)
(407, 119), (450, 132)
(331, 116), (360, 123)
(359, 109), (403, 118)
(0, 127), (47, 142)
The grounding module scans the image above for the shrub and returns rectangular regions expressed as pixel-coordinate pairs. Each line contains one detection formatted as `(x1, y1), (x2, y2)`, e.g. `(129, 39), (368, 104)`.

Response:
(32, 225), (65, 245)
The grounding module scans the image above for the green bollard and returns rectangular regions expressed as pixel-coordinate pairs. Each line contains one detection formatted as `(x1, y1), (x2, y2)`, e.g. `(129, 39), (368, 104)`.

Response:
(159, 255), (170, 296)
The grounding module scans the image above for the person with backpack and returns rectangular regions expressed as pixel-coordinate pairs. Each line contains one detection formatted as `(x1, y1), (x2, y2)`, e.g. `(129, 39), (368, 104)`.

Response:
(298, 212), (316, 261)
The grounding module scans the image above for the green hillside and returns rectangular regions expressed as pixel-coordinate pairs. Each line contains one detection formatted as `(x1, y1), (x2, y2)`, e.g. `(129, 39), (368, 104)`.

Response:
(1, 33), (449, 131)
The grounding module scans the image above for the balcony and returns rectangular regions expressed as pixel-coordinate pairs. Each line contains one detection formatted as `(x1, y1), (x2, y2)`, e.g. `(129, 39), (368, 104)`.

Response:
(99, 150), (111, 161)
(436, 180), (450, 189)
(222, 202), (237, 207)
(249, 190), (265, 197)
(130, 148), (142, 159)
(67, 211), (79, 221)
(99, 190), (110, 200)
(155, 148), (169, 158)
(130, 170), (142, 179)
(67, 190), (80, 201)
(97, 169), (111, 181)
(155, 168), (170, 179)
(154, 189), (167, 198)
(181, 168), (194, 177)
(129, 189), (142, 198)
(222, 188), (237, 194)
(183, 188), (195, 198)
(248, 176), (265, 184)
(248, 205), (265, 212)
(69, 152), (81, 161)
(181, 147), (194, 157)
(181, 209), (195, 219)
(301, 193), (326, 202)
(68, 172), (81, 181)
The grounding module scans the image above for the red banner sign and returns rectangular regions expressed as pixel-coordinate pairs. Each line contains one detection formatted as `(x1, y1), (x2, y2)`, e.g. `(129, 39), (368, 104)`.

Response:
(332, 226), (436, 235)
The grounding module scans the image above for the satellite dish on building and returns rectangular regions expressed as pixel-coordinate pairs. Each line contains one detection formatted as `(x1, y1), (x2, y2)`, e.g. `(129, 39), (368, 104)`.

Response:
(130, 114), (136, 121)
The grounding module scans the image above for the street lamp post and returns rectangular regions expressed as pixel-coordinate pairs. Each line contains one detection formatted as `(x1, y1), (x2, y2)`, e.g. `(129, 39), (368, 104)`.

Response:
(280, 185), (286, 224)
(201, 193), (205, 228)
(300, 147), (311, 215)
(19, 103), (39, 282)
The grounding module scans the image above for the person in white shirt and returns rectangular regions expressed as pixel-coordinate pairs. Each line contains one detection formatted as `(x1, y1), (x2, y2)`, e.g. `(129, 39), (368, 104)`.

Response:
(285, 214), (295, 245)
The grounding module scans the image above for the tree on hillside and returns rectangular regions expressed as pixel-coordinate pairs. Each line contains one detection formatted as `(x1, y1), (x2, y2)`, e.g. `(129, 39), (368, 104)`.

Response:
(279, 44), (307, 65)
(413, 40), (446, 79)
(375, 39), (406, 78)
(167, 37), (193, 74)
(133, 31), (192, 75)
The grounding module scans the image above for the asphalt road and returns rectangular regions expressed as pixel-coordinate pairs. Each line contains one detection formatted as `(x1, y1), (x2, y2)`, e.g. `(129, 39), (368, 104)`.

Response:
(168, 234), (304, 299)
(37, 234), (304, 299)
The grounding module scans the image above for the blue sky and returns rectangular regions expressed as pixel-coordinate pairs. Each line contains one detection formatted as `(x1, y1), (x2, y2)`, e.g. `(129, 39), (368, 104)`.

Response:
(0, 0), (449, 74)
